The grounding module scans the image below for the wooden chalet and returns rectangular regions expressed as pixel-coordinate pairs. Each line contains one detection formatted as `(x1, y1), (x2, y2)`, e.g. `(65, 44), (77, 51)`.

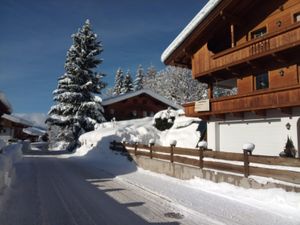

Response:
(0, 114), (32, 142)
(162, 0), (300, 156)
(102, 89), (181, 121)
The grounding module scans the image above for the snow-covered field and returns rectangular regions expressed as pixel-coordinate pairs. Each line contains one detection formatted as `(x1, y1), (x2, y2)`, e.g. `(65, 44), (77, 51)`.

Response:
(72, 116), (300, 224)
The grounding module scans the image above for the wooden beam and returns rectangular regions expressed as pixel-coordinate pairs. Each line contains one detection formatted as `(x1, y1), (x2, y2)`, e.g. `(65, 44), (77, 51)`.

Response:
(219, 10), (241, 25)
(231, 112), (244, 118)
(207, 83), (213, 99)
(230, 24), (235, 48)
(271, 53), (288, 64)
(252, 109), (266, 117)
(214, 114), (225, 120)
(280, 107), (292, 116)
(200, 115), (210, 121)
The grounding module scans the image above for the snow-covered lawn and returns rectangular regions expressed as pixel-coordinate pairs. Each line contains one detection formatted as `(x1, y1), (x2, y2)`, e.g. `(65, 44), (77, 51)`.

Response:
(70, 116), (300, 224)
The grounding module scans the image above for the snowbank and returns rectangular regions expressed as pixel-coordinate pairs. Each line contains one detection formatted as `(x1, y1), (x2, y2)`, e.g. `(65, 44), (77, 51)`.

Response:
(77, 113), (202, 156)
(0, 143), (23, 193)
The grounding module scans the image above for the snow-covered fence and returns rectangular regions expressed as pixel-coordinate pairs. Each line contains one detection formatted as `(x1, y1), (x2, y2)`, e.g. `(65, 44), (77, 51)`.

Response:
(110, 141), (300, 185)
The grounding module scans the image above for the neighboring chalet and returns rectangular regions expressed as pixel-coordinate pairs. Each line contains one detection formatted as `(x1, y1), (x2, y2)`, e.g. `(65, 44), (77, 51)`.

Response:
(162, 0), (300, 156)
(102, 89), (181, 121)
(0, 114), (32, 142)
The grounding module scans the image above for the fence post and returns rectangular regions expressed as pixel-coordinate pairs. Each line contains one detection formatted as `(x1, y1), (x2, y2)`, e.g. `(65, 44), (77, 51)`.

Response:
(149, 139), (155, 159)
(169, 140), (177, 163)
(243, 150), (250, 177)
(198, 141), (207, 169)
(242, 143), (255, 178)
(199, 148), (204, 169)
(134, 142), (138, 156)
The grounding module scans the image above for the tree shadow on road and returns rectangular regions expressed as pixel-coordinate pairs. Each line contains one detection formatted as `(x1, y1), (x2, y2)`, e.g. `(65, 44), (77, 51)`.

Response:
(6, 135), (183, 225)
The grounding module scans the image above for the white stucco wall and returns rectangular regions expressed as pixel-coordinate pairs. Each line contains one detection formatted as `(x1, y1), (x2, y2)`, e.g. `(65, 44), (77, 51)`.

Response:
(207, 108), (300, 156)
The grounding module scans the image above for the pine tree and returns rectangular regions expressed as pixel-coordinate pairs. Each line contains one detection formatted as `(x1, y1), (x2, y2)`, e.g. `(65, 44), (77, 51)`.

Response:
(47, 19), (106, 151)
(113, 68), (124, 96)
(121, 70), (133, 94)
(144, 65), (157, 90)
(133, 65), (144, 91)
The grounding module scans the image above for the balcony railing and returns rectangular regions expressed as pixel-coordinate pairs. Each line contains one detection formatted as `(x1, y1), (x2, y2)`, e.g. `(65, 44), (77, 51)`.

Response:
(184, 85), (300, 118)
(193, 23), (300, 78)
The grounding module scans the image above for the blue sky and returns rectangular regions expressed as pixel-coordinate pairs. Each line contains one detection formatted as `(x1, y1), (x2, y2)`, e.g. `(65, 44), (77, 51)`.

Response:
(0, 0), (207, 113)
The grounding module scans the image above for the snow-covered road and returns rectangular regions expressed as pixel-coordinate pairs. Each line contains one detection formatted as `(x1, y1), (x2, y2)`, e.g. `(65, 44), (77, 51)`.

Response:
(0, 155), (299, 225)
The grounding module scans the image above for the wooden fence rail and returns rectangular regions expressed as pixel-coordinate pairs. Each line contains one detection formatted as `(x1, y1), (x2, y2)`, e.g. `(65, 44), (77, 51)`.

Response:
(109, 141), (300, 184)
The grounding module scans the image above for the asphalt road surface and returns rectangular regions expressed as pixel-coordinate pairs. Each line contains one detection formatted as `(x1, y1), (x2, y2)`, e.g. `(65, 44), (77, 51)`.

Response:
(0, 154), (298, 225)
(0, 155), (214, 225)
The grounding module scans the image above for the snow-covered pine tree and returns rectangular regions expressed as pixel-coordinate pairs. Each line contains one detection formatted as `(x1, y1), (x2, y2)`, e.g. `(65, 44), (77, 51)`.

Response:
(121, 70), (133, 94)
(133, 65), (144, 91)
(47, 19), (106, 151)
(113, 68), (123, 96)
(144, 64), (157, 90)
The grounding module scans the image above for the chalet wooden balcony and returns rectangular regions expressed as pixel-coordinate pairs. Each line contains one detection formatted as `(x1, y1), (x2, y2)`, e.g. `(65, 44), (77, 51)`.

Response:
(193, 23), (300, 80)
(184, 85), (300, 118)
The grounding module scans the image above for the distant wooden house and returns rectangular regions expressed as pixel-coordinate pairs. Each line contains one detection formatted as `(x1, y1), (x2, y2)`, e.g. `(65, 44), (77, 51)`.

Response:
(161, 0), (300, 156)
(0, 114), (32, 142)
(22, 127), (47, 142)
(102, 89), (181, 121)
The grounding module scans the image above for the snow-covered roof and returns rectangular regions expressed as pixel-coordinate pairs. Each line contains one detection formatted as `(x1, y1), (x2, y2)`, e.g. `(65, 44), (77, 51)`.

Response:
(1, 114), (33, 127)
(161, 0), (222, 63)
(0, 91), (12, 113)
(23, 127), (46, 136)
(102, 89), (182, 109)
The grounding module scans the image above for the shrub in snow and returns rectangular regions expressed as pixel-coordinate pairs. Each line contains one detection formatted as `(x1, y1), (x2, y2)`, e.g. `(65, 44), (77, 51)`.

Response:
(153, 108), (176, 131)
(280, 136), (296, 158)
(46, 19), (106, 151)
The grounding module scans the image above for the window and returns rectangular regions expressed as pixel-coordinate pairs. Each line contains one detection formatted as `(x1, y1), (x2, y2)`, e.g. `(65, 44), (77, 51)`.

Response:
(132, 110), (137, 117)
(255, 73), (269, 90)
(251, 27), (267, 39)
(213, 78), (237, 98)
(294, 13), (300, 22)
(110, 109), (115, 115)
(143, 111), (147, 117)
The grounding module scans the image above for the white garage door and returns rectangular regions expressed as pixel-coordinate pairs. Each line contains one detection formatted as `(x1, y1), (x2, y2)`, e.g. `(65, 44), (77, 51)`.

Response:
(218, 119), (284, 156)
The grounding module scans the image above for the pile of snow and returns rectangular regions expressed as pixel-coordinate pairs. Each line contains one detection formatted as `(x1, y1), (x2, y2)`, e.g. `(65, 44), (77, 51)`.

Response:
(153, 108), (177, 121)
(0, 143), (23, 192)
(76, 111), (202, 157)
(0, 139), (6, 151)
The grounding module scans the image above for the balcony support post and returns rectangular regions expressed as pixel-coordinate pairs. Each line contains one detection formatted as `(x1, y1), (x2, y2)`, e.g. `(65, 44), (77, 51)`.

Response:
(230, 24), (235, 48)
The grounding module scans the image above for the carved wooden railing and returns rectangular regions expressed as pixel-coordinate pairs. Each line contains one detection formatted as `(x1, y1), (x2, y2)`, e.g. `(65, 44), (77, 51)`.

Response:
(184, 85), (300, 117)
(194, 23), (300, 77)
